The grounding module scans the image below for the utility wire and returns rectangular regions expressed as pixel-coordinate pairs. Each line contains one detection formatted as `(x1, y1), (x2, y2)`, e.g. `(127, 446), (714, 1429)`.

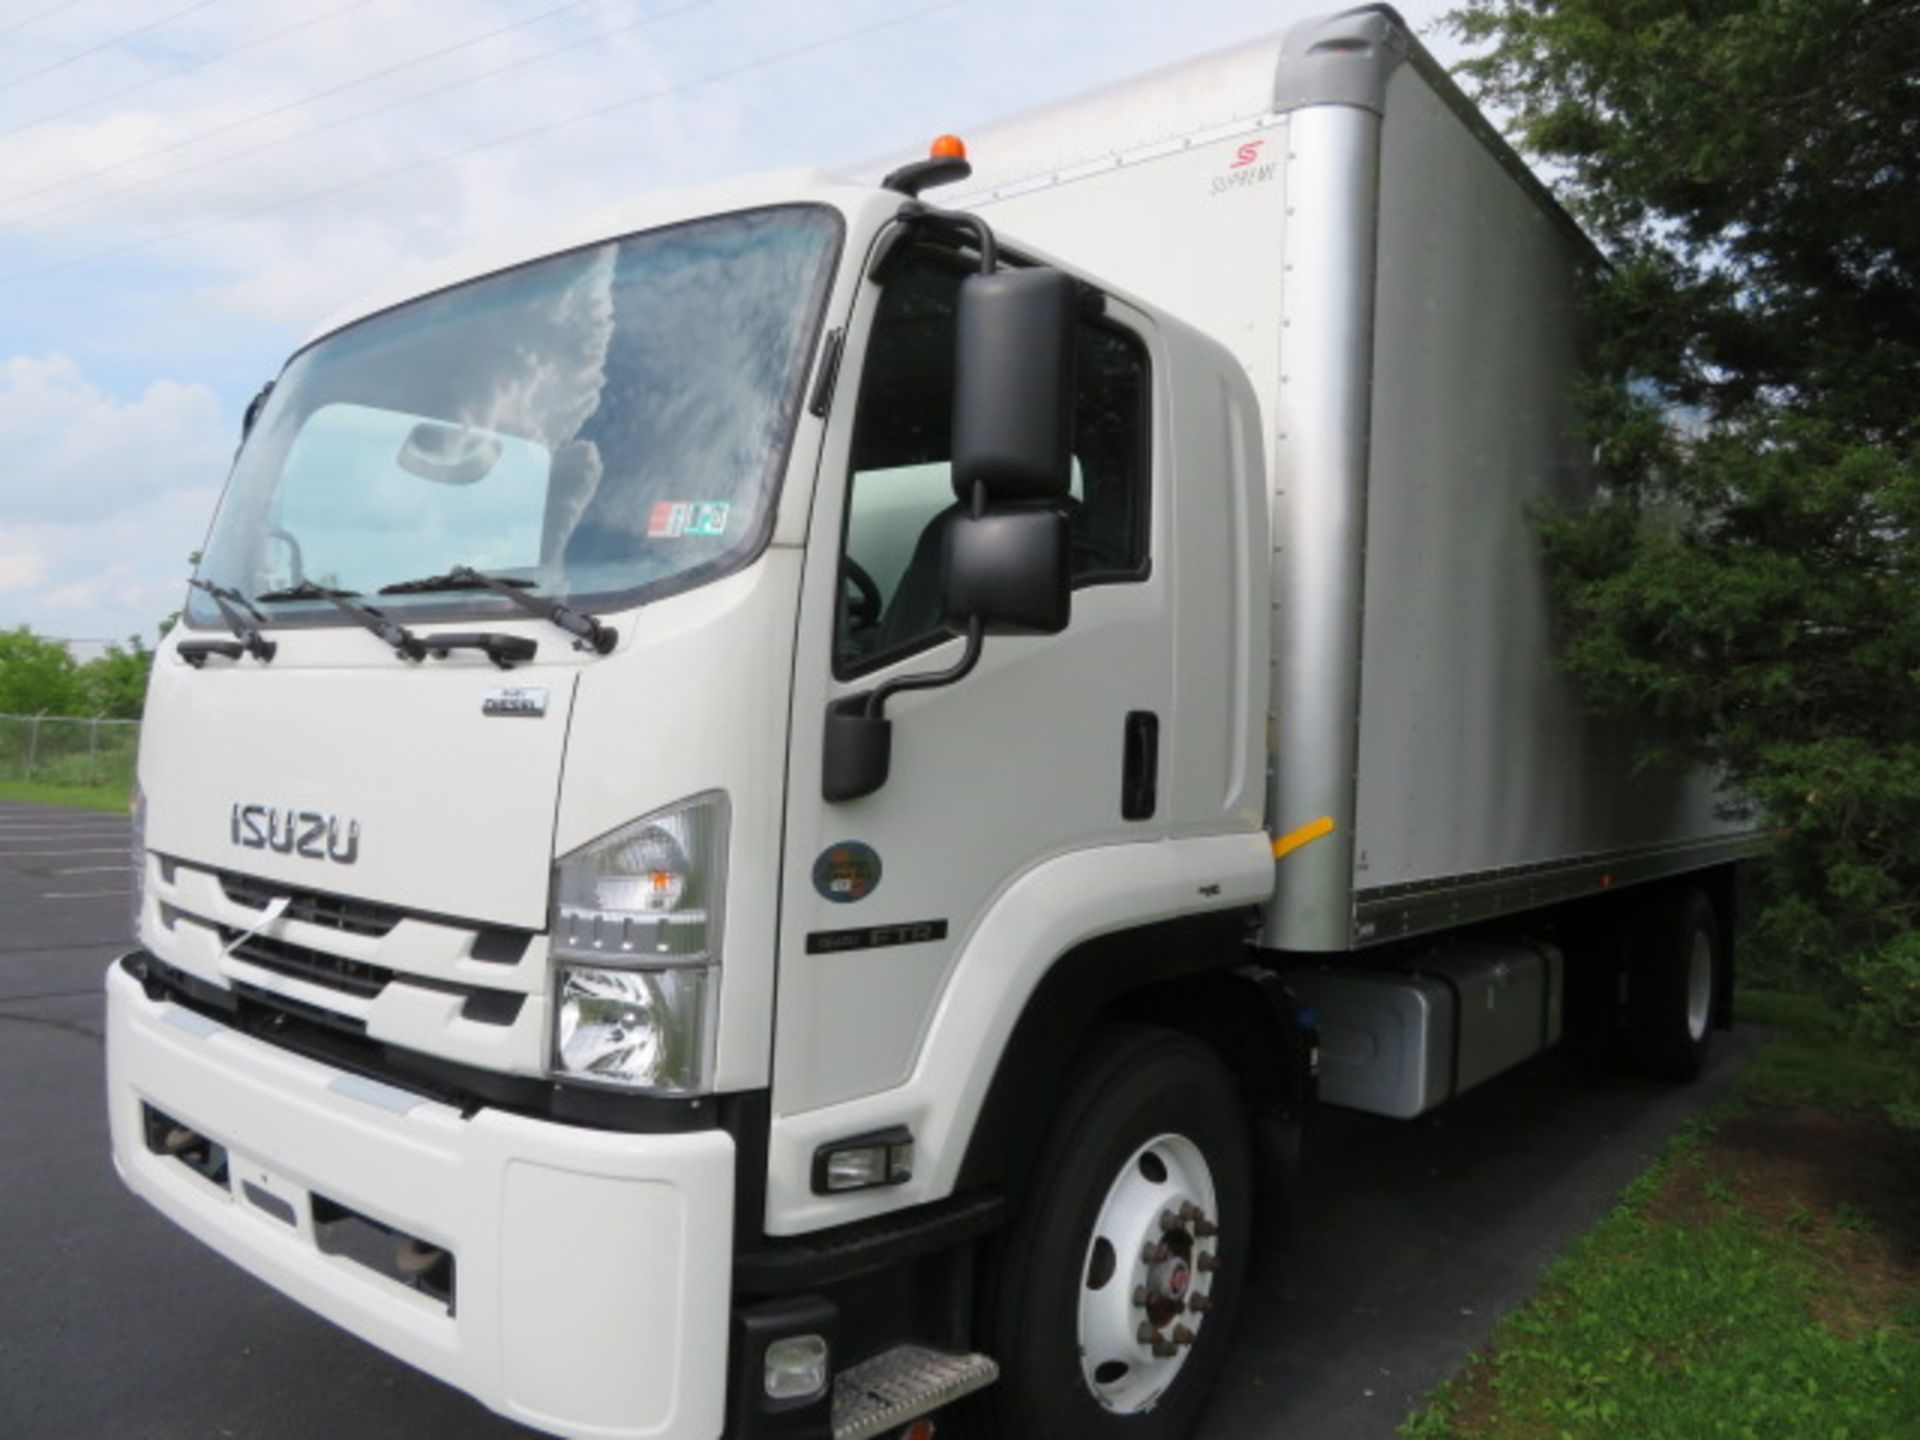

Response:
(0, 0), (223, 95)
(2, 0), (708, 224)
(0, 0), (962, 285)
(0, 0), (87, 43)
(1, 0), (621, 209)
(0, 0), (379, 143)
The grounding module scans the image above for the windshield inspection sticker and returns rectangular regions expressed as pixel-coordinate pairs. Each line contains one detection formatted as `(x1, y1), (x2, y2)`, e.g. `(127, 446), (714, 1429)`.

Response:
(648, 501), (730, 539)
(813, 841), (882, 904)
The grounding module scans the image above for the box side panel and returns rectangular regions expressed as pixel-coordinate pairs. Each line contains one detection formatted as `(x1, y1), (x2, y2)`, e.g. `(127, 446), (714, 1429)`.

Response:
(1353, 65), (1746, 912)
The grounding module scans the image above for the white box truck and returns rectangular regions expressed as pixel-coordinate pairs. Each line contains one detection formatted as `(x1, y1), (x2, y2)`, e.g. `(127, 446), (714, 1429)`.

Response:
(108, 7), (1758, 1438)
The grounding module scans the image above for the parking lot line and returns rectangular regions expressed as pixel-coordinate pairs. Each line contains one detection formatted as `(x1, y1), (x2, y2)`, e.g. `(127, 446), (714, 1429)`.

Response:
(41, 891), (133, 900)
(55, 866), (132, 875)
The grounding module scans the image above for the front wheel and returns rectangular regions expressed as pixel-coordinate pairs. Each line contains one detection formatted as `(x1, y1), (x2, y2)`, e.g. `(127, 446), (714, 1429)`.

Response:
(976, 1025), (1251, 1440)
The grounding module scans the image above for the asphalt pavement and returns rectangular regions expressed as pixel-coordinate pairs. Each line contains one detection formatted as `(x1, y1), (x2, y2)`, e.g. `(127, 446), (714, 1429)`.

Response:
(0, 798), (1752, 1438)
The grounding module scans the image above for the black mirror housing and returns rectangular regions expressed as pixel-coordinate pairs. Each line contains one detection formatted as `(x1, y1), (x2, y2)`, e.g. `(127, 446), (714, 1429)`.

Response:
(952, 267), (1078, 504)
(941, 505), (1071, 636)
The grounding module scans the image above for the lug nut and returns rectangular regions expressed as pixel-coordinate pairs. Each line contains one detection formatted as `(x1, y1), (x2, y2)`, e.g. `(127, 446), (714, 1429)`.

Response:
(1188, 1294), (1215, 1315)
(1159, 1208), (1183, 1232)
(1133, 1284), (1149, 1307)
(1197, 1253), (1219, 1274)
(1179, 1202), (1202, 1221)
(1193, 1218), (1219, 1239)
(1137, 1321), (1156, 1344)
(1151, 1339), (1179, 1359)
(1172, 1324), (1197, 1348)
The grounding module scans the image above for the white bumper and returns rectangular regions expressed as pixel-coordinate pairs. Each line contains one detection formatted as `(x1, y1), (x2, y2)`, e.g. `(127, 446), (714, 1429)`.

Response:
(106, 960), (733, 1440)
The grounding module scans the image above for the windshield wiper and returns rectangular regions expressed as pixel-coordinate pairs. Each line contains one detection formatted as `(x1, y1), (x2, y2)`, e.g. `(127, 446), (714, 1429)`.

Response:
(187, 578), (276, 663)
(378, 566), (618, 654)
(253, 580), (427, 662)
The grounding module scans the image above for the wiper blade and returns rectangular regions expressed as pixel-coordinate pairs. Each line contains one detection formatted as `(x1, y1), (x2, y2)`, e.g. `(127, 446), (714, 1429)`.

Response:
(378, 566), (618, 654)
(187, 578), (276, 663)
(253, 580), (426, 662)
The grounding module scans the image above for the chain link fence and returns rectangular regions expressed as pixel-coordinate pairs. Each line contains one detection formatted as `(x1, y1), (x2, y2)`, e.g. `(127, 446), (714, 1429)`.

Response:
(0, 714), (140, 791)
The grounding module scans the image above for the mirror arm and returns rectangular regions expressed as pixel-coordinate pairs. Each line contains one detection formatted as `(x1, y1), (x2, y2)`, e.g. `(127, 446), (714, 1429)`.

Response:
(865, 616), (985, 719)
(897, 199), (998, 274)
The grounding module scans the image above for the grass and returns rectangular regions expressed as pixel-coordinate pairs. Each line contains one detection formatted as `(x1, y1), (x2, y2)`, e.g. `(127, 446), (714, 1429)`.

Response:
(0, 779), (131, 812)
(1401, 990), (1920, 1440)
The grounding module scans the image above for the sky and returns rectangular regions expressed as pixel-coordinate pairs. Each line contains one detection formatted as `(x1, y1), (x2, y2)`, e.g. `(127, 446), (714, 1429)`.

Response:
(0, 0), (1458, 649)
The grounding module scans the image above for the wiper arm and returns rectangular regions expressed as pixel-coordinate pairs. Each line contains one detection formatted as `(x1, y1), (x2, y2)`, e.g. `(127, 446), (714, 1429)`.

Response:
(187, 579), (276, 663)
(253, 580), (426, 662)
(378, 566), (618, 654)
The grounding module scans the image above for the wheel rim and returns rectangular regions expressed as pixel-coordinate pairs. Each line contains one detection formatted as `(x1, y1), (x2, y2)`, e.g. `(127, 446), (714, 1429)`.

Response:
(1077, 1132), (1220, 1414)
(1685, 926), (1714, 1042)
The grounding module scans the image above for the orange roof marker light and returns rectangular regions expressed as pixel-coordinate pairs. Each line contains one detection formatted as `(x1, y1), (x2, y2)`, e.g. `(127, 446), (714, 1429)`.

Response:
(882, 133), (973, 197)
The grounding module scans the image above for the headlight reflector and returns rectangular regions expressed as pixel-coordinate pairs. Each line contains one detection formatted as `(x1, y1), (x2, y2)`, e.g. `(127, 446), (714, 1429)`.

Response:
(554, 964), (714, 1092)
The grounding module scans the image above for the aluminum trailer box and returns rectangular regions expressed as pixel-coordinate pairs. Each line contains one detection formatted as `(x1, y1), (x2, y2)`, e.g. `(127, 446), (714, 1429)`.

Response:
(875, 4), (1757, 955)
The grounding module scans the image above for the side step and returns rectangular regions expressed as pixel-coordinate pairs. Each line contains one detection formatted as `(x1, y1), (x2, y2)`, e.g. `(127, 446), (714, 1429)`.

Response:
(831, 1345), (999, 1440)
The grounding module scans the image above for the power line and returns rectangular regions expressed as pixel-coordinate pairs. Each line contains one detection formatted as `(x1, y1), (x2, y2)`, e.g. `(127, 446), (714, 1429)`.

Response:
(0, 0), (223, 95)
(0, 0), (87, 43)
(0, 0), (379, 144)
(1, 0), (623, 210)
(2, 0), (708, 225)
(0, 0), (963, 285)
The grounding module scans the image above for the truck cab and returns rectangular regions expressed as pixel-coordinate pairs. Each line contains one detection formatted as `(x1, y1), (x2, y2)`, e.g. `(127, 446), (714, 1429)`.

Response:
(111, 168), (1278, 1440)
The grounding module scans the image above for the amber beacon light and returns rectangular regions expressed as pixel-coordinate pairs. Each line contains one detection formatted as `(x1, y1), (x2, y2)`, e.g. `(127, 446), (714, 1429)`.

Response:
(882, 134), (973, 196)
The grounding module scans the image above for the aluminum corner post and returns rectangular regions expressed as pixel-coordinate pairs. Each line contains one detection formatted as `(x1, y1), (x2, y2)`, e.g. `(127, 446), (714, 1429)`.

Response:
(1262, 101), (1383, 953)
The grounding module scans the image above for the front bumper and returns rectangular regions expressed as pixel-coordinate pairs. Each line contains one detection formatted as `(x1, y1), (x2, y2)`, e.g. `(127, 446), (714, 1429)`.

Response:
(106, 957), (734, 1440)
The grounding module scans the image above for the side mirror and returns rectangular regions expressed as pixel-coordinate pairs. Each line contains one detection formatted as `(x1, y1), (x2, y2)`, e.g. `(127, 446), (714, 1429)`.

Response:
(941, 506), (1070, 636)
(952, 267), (1078, 503)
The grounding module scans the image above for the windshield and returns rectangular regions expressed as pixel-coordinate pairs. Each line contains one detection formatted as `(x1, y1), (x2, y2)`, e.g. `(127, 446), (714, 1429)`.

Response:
(188, 204), (842, 630)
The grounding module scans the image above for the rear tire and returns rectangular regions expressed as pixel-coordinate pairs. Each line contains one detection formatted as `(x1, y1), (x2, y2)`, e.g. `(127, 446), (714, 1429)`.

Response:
(972, 1024), (1251, 1440)
(1623, 887), (1721, 1082)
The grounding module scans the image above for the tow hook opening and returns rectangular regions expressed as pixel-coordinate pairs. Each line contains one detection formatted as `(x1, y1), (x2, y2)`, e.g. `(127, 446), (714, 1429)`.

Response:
(313, 1195), (456, 1313)
(141, 1103), (229, 1188)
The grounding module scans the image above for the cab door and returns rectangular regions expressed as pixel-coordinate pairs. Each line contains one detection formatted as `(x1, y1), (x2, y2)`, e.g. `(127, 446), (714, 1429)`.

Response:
(774, 243), (1171, 1119)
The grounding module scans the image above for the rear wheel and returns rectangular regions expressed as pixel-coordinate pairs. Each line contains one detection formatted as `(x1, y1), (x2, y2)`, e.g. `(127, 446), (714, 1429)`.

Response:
(1623, 886), (1721, 1082)
(974, 1025), (1251, 1440)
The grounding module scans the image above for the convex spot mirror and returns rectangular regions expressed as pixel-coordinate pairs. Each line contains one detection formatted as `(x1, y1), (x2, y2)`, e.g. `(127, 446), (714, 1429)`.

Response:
(941, 505), (1070, 636)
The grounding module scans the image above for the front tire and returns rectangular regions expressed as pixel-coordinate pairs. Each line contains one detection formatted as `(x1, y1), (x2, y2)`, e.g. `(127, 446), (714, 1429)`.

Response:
(977, 1024), (1251, 1440)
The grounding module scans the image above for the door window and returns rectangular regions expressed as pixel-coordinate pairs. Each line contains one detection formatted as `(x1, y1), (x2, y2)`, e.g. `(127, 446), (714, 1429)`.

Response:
(835, 251), (1151, 675)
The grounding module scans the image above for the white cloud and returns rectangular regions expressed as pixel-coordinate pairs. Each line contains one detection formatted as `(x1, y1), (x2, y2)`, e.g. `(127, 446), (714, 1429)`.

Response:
(0, 352), (225, 640)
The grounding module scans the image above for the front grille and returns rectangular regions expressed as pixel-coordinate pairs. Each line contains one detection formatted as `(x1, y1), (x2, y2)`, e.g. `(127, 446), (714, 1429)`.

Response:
(223, 927), (393, 999)
(219, 869), (401, 938)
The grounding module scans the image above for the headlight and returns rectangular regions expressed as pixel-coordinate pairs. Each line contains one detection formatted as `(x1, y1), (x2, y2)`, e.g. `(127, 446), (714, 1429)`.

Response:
(129, 780), (147, 942)
(550, 793), (726, 1094)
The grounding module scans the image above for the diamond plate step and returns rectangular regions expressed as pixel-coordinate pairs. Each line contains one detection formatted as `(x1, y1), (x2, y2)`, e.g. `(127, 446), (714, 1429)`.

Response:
(831, 1344), (999, 1440)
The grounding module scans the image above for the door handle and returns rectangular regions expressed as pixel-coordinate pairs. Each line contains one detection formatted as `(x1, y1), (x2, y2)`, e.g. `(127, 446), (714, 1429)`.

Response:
(1122, 711), (1159, 821)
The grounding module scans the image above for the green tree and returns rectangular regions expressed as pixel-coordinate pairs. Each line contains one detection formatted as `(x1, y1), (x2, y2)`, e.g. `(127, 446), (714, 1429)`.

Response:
(1447, 0), (1920, 1116)
(0, 626), (82, 715)
(77, 637), (154, 720)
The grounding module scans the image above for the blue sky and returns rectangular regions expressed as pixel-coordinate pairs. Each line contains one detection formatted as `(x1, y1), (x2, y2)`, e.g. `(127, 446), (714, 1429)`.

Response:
(0, 0), (1456, 647)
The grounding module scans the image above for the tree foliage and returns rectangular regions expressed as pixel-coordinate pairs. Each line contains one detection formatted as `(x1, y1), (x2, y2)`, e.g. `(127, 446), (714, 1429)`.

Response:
(1447, 0), (1920, 1108)
(0, 627), (154, 719)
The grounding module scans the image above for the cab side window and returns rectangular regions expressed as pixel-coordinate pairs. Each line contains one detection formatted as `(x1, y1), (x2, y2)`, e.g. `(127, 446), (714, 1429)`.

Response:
(835, 250), (1150, 675)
